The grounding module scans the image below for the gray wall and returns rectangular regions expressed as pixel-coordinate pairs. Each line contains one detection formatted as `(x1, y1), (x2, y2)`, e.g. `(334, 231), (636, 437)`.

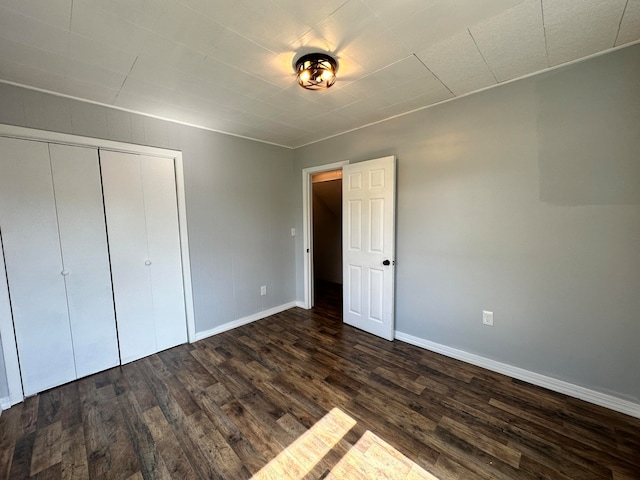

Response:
(0, 83), (296, 347)
(294, 45), (640, 403)
(313, 179), (342, 284)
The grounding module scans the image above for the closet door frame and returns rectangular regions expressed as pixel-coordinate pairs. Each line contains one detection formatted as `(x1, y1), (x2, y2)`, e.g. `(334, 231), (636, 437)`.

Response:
(0, 124), (195, 408)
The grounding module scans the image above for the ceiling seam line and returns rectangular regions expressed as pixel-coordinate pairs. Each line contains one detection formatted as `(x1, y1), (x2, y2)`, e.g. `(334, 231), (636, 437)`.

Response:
(614, 0), (630, 47)
(67, 0), (74, 66)
(114, 56), (140, 104)
(540, 0), (551, 67)
(467, 28), (498, 84)
(412, 54), (454, 97)
(351, 54), (419, 84)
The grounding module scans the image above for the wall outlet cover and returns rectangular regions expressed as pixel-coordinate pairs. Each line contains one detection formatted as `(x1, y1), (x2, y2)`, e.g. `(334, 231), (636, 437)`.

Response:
(482, 310), (493, 326)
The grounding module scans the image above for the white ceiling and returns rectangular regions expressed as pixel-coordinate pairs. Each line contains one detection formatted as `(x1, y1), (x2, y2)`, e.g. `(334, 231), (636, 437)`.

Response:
(0, 0), (638, 148)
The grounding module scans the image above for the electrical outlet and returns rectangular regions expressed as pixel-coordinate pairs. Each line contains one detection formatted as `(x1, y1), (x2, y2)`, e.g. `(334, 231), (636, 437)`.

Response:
(482, 310), (493, 326)
(261, 285), (267, 296)
(291, 228), (296, 237)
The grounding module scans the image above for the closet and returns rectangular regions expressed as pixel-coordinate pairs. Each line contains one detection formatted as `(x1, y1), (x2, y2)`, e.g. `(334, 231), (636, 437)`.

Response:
(0, 133), (190, 398)
(0, 137), (119, 396)
(100, 151), (187, 364)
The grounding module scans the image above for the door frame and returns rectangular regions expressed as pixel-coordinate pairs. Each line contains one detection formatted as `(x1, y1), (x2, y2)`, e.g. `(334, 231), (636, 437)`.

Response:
(0, 124), (196, 409)
(301, 160), (349, 309)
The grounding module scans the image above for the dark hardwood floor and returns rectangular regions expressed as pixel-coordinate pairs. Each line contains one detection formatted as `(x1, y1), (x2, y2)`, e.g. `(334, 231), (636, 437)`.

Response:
(1, 283), (639, 479)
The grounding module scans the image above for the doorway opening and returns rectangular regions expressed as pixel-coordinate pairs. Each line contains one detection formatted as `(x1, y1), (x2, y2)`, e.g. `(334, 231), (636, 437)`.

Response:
(302, 161), (349, 309)
(312, 170), (343, 310)
(303, 156), (396, 339)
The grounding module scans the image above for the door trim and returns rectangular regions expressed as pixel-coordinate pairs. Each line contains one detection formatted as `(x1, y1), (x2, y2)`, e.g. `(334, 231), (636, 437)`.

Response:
(0, 124), (196, 408)
(301, 160), (349, 309)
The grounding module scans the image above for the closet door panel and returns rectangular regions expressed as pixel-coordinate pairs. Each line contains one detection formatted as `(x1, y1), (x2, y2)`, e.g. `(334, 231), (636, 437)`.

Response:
(100, 150), (156, 363)
(141, 156), (187, 351)
(49, 144), (120, 377)
(0, 137), (76, 396)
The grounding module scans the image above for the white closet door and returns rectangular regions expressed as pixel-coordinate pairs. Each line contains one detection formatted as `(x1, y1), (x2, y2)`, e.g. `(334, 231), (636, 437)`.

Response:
(49, 144), (120, 377)
(100, 150), (156, 363)
(140, 156), (187, 351)
(0, 222), (24, 401)
(0, 137), (76, 396)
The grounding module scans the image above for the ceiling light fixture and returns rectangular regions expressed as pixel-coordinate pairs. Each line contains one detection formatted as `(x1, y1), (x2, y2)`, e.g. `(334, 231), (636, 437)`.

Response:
(295, 53), (337, 90)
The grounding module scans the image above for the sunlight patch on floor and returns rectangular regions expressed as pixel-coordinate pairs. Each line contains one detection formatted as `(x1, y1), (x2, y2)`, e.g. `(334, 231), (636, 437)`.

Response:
(251, 407), (356, 479)
(327, 430), (438, 480)
(251, 408), (439, 480)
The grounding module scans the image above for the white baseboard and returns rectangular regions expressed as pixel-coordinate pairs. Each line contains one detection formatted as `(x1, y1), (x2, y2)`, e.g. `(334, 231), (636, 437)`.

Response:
(0, 397), (22, 410)
(195, 302), (297, 341)
(295, 301), (307, 309)
(395, 331), (640, 419)
(1, 393), (27, 410)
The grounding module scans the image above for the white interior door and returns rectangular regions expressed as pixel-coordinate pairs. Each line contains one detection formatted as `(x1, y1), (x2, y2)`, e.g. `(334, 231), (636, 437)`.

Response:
(342, 156), (396, 341)
(49, 144), (120, 378)
(0, 137), (76, 395)
(140, 155), (187, 352)
(100, 150), (156, 363)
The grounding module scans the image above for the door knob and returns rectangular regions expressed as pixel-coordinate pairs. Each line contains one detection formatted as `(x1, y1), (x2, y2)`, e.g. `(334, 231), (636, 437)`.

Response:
(382, 259), (391, 266)
(145, 260), (152, 266)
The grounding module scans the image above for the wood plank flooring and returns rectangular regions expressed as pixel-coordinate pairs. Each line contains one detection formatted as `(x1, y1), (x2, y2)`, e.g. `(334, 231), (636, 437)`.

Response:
(1, 283), (639, 479)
